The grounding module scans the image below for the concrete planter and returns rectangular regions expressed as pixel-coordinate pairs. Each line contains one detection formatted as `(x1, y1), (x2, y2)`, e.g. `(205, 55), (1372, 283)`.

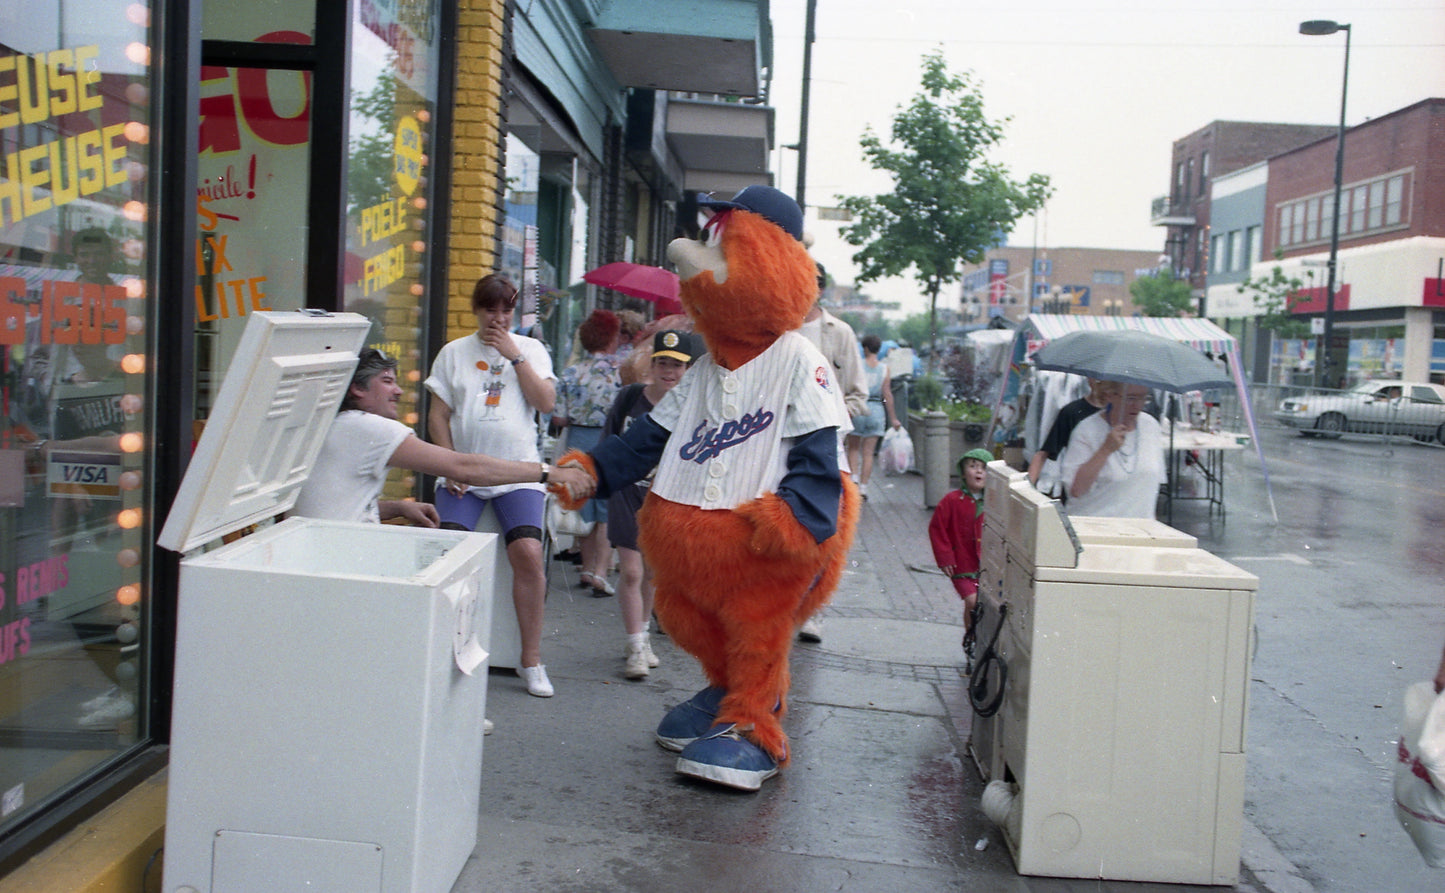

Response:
(907, 412), (986, 506)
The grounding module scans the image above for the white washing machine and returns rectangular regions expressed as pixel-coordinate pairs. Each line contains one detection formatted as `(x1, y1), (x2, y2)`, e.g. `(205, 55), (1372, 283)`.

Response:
(994, 485), (1256, 886)
(1069, 515), (1197, 549)
(159, 312), (496, 893)
(968, 461), (1031, 781)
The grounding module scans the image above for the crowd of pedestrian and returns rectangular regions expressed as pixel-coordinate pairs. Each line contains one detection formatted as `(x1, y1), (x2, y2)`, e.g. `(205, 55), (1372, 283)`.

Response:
(302, 248), (1185, 738)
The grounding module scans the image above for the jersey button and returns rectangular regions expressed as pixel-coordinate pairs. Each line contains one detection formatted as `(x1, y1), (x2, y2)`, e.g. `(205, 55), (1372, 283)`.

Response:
(707, 462), (726, 478)
(722, 377), (739, 394)
(704, 484), (722, 501)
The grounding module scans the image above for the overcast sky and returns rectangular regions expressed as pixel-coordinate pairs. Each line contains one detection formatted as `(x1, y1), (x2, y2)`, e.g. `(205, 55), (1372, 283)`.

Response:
(765, 0), (1445, 317)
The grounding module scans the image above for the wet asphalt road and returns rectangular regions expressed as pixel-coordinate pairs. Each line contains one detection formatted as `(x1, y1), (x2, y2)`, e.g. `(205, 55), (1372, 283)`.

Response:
(1179, 426), (1444, 892)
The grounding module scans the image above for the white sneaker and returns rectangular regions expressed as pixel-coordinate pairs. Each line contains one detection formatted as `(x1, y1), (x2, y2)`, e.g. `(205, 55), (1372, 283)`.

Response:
(78, 692), (135, 728)
(80, 686), (121, 712)
(483, 718), (495, 735)
(643, 639), (660, 668)
(798, 617), (823, 643)
(624, 645), (650, 680)
(519, 664), (554, 697)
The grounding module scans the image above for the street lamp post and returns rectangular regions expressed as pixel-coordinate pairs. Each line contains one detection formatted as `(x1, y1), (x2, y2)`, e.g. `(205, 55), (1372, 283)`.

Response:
(1300, 19), (1351, 389)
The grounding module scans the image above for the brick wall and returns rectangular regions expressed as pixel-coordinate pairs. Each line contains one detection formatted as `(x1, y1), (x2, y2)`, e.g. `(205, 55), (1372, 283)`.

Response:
(446, 0), (507, 341)
(1264, 99), (1445, 256)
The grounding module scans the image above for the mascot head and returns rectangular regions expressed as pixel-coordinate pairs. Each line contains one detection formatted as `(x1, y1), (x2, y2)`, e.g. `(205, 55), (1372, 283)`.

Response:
(667, 186), (817, 369)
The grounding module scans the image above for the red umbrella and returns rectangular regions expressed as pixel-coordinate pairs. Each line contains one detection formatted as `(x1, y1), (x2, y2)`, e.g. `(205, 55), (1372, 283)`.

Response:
(582, 262), (682, 315)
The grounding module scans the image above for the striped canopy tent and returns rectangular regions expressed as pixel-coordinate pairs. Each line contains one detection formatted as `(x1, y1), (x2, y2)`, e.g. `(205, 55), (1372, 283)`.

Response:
(1022, 313), (1236, 352)
(990, 314), (1275, 521)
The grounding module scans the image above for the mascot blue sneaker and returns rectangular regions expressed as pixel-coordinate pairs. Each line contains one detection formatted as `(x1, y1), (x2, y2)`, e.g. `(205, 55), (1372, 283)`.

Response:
(676, 723), (781, 791)
(655, 686), (725, 752)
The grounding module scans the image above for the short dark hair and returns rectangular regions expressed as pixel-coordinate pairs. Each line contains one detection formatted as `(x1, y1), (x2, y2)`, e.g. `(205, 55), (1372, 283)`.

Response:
(343, 348), (398, 410)
(861, 333), (882, 355)
(472, 273), (518, 313)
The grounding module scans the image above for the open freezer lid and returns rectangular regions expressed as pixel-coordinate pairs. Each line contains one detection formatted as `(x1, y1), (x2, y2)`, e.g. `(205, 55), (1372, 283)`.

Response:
(158, 311), (372, 553)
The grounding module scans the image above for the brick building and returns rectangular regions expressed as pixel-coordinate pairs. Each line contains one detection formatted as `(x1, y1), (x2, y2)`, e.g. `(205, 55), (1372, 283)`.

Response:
(1151, 121), (1335, 293)
(959, 246), (1166, 324)
(1208, 98), (1445, 384)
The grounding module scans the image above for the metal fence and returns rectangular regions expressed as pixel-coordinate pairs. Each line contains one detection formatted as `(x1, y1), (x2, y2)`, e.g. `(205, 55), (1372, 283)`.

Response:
(1207, 382), (1445, 445)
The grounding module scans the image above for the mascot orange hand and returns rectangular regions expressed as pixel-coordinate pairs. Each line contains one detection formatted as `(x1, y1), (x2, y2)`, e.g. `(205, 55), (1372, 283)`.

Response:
(734, 492), (819, 561)
(550, 450), (597, 510)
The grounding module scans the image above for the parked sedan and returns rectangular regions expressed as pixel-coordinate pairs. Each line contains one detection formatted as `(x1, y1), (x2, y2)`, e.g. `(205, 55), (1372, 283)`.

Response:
(1274, 380), (1445, 441)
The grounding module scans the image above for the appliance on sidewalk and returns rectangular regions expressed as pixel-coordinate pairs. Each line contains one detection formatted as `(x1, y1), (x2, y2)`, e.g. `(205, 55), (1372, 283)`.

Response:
(968, 461), (1032, 782)
(158, 312), (497, 893)
(993, 484), (1257, 885)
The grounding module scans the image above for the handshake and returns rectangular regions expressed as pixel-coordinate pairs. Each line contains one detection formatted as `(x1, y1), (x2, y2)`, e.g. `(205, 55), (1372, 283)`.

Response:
(546, 454), (596, 506)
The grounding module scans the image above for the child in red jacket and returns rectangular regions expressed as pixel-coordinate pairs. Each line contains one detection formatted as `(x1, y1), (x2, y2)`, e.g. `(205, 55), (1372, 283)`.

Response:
(928, 448), (992, 647)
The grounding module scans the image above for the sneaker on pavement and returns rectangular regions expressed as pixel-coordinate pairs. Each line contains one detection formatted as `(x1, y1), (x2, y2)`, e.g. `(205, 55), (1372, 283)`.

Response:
(483, 718), (495, 735)
(643, 639), (660, 668)
(675, 723), (779, 792)
(519, 664), (554, 698)
(78, 692), (135, 728)
(80, 686), (122, 712)
(656, 686), (725, 752)
(624, 644), (650, 680)
(798, 617), (823, 643)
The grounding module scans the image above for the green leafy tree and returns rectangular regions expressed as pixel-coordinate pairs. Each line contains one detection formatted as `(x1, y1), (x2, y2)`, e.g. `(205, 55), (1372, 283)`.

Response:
(837, 51), (1050, 373)
(1235, 250), (1313, 339)
(1128, 271), (1195, 317)
(896, 312), (933, 349)
(349, 72), (401, 213)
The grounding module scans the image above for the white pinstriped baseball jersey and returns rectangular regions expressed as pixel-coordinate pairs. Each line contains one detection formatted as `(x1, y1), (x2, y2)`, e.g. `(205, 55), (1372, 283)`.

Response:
(649, 332), (851, 510)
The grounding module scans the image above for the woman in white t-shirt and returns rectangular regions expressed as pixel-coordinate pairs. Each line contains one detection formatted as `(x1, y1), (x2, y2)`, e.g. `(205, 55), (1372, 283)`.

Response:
(425, 274), (559, 698)
(1060, 380), (1166, 519)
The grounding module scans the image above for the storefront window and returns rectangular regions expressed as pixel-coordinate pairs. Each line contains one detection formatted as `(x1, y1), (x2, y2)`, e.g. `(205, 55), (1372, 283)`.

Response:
(344, 0), (441, 495)
(0, 7), (157, 836)
(195, 11), (315, 414)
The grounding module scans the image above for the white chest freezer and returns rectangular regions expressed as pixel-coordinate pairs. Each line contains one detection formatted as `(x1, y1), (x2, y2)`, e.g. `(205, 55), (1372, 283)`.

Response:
(1068, 514), (1197, 549)
(992, 486), (1257, 886)
(970, 462), (1049, 782)
(158, 312), (498, 893)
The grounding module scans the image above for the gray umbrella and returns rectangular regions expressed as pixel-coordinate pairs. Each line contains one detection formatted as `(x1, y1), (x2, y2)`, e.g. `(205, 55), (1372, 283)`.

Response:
(1031, 329), (1231, 392)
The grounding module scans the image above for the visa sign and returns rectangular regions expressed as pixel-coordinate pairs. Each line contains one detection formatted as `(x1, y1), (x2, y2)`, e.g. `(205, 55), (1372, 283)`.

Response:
(47, 451), (121, 500)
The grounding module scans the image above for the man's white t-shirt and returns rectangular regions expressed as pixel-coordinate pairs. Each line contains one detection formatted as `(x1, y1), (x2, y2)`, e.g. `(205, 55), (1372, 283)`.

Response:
(424, 332), (555, 499)
(1060, 412), (1167, 519)
(649, 332), (851, 510)
(291, 410), (412, 523)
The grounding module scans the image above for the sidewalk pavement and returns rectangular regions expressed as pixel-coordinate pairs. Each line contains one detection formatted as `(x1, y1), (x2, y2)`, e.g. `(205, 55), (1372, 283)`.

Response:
(457, 471), (1294, 893)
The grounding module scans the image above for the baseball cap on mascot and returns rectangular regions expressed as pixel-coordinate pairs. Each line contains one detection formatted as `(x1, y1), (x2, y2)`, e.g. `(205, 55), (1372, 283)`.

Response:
(697, 186), (804, 241)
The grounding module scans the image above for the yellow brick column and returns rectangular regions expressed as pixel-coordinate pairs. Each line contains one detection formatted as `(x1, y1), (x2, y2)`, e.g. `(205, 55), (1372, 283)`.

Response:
(448, 0), (508, 341)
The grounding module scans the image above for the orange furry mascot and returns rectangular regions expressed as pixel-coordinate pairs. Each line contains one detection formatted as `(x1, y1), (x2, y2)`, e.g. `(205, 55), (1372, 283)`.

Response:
(553, 186), (860, 790)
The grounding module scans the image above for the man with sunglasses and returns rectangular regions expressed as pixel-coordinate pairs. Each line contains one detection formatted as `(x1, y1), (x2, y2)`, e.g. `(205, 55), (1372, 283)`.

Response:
(293, 346), (587, 527)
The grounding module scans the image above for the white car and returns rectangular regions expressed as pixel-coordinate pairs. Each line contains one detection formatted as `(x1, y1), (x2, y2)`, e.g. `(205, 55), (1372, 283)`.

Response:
(1274, 380), (1445, 441)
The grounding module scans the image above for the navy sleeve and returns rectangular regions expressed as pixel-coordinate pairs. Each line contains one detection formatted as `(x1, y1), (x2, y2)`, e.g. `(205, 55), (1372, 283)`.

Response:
(776, 427), (843, 543)
(589, 413), (670, 498)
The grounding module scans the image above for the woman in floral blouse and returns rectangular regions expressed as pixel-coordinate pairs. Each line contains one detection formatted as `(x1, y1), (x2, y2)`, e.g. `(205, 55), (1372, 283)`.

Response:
(555, 309), (623, 594)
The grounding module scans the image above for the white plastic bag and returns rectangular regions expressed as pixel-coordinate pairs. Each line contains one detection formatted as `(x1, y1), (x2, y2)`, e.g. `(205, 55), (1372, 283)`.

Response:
(1394, 681), (1445, 867)
(546, 495), (594, 538)
(879, 427), (915, 475)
